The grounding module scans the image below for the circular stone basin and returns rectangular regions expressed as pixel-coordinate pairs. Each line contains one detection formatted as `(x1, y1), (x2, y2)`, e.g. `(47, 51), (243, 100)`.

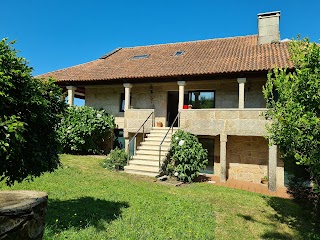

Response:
(0, 190), (48, 240)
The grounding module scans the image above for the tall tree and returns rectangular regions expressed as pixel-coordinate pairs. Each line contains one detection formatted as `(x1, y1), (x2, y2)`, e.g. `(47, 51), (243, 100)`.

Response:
(0, 38), (66, 185)
(263, 38), (320, 190)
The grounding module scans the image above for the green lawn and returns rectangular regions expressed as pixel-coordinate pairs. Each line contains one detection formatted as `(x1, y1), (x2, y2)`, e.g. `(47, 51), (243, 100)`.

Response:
(1, 155), (319, 240)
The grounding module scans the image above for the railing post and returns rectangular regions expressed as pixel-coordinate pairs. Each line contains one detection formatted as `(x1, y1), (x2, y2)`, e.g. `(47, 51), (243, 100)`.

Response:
(143, 125), (145, 141)
(159, 145), (161, 169)
(133, 138), (136, 156)
(127, 142), (130, 165)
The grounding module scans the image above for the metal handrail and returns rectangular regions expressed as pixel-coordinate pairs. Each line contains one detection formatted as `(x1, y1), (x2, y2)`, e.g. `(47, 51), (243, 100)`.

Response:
(158, 112), (180, 168)
(127, 111), (154, 165)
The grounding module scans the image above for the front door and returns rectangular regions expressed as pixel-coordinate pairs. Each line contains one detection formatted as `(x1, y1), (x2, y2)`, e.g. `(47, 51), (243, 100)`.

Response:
(167, 91), (179, 127)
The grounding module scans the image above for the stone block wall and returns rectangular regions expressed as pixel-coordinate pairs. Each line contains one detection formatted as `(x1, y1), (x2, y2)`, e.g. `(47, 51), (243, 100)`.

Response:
(85, 85), (125, 128)
(124, 109), (154, 134)
(211, 135), (284, 186)
(0, 191), (48, 240)
(214, 136), (284, 187)
(227, 136), (268, 183)
(180, 109), (268, 136)
(85, 77), (267, 132)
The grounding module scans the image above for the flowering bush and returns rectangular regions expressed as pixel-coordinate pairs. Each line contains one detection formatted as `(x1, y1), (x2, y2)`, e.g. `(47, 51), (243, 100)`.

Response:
(102, 147), (128, 170)
(58, 106), (115, 154)
(165, 130), (208, 182)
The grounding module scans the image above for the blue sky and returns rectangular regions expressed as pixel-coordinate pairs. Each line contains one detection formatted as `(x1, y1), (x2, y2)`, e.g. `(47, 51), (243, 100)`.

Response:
(2, 1), (319, 105)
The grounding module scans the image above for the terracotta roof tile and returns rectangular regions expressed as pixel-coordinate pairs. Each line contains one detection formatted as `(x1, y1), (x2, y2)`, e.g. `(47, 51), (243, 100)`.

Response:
(37, 35), (293, 82)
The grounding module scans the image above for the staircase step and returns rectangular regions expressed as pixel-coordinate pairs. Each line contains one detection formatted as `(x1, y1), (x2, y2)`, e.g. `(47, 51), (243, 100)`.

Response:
(124, 127), (179, 177)
(128, 160), (160, 167)
(141, 141), (171, 146)
(132, 155), (166, 161)
(124, 169), (158, 177)
(147, 133), (173, 138)
(152, 127), (179, 130)
(145, 137), (171, 142)
(135, 149), (168, 156)
(124, 164), (159, 173)
(137, 145), (170, 151)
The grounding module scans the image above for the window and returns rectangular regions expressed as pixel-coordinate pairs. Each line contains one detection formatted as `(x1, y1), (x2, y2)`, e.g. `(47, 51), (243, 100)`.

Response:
(131, 54), (149, 59)
(174, 51), (184, 56)
(120, 93), (132, 112)
(184, 91), (215, 109)
(120, 93), (125, 112)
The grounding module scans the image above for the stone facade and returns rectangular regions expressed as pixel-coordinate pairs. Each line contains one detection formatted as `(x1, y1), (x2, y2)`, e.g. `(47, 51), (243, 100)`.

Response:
(85, 85), (125, 128)
(124, 109), (154, 136)
(227, 136), (269, 183)
(211, 136), (284, 186)
(85, 77), (267, 132)
(85, 77), (285, 188)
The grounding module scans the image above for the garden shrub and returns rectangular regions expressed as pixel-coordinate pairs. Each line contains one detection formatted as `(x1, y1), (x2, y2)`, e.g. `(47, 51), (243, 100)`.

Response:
(164, 130), (208, 182)
(58, 106), (115, 154)
(102, 147), (128, 170)
(0, 38), (67, 185)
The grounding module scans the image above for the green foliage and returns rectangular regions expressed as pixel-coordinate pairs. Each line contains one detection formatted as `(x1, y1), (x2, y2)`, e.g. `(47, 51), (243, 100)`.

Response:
(263, 37), (320, 214)
(0, 38), (66, 186)
(3, 154), (319, 239)
(58, 106), (115, 154)
(165, 130), (208, 182)
(101, 147), (128, 170)
(263, 37), (320, 190)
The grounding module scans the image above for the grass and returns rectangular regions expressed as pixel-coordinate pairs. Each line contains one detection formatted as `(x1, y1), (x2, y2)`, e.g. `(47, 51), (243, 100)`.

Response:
(1, 154), (319, 239)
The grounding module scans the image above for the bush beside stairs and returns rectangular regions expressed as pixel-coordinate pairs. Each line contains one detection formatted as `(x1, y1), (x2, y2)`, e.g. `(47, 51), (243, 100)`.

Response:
(124, 127), (178, 177)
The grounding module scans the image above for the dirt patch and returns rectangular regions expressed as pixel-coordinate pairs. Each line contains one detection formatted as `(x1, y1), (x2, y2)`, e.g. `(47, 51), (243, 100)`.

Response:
(156, 176), (185, 187)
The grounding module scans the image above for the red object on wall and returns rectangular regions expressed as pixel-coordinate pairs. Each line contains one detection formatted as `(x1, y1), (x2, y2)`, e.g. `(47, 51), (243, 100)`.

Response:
(183, 105), (188, 109)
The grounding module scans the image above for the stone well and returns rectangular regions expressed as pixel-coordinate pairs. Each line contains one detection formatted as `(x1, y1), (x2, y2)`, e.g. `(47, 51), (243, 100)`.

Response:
(0, 190), (48, 240)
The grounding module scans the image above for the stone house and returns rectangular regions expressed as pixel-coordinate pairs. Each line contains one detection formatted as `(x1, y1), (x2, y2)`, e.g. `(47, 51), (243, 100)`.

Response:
(39, 11), (294, 191)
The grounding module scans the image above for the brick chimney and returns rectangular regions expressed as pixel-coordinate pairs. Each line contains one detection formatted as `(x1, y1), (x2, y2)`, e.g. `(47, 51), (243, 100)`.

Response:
(258, 11), (280, 44)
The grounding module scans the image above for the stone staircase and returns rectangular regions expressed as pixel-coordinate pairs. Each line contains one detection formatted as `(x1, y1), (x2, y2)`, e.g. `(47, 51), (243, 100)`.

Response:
(124, 127), (178, 177)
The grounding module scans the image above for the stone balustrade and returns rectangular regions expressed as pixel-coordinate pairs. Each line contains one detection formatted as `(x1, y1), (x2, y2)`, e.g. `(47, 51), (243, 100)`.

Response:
(124, 109), (154, 134)
(179, 108), (268, 136)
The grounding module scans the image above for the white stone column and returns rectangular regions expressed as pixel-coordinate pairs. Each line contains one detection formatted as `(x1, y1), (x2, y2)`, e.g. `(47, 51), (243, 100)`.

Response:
(220, 134), (228, 182)
(268, 142), (277, 192)
(66, 86), (77, 106)
(237, 78), (246, 109)
(177, 81), (186, 110)
(123, 83), (132, 110)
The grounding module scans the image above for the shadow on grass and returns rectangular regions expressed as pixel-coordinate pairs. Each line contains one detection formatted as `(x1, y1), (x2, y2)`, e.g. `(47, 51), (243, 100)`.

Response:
(238, 196), (320, 239)
(264, 196), (320, 239)
(46, 197), (129, 232)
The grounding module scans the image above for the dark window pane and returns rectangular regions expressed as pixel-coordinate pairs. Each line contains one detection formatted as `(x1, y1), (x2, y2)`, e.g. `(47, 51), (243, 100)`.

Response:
(120, 93), (125, 112)
(187, 91), (215, 109)
(131, 54), (149, 59)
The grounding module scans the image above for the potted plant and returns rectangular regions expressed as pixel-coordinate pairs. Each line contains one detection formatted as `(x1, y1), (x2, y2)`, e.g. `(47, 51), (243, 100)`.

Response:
(156, 121), (163, 127)
(261, 176), (268, 184)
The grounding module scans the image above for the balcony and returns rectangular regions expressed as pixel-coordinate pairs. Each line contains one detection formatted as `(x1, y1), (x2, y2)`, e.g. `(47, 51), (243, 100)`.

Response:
(179, 108), (268, 136)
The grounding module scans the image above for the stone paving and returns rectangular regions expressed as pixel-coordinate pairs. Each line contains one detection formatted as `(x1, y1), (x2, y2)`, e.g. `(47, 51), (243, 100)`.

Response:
(198, 175), (291, 199)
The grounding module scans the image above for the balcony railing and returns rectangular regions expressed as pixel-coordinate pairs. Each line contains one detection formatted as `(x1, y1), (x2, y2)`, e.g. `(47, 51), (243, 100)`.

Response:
(179, 108), (268, 136)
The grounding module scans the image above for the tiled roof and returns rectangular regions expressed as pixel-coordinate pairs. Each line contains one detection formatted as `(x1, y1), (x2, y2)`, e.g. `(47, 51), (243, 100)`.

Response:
(37, 35), (293, 83)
